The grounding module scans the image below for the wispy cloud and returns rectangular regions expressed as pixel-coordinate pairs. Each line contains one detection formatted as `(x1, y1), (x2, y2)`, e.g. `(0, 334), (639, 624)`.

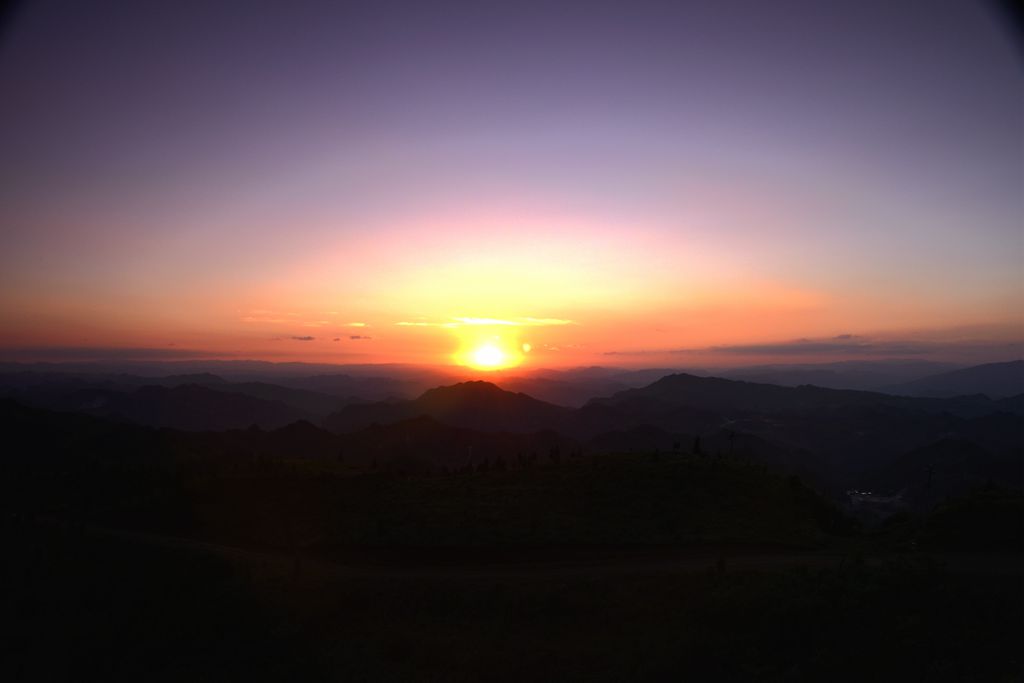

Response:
(521, 317), (575, 326)
(452, 317), (519, 326)
(243, 309), (340, 328)
(290, 336), (315, 341)
(242, 315), (291, 324)
(396, 320), (459, 328)
(349, 335), (372, 340)
(397, 316), (575, 328)
(453, 316), (575, 326)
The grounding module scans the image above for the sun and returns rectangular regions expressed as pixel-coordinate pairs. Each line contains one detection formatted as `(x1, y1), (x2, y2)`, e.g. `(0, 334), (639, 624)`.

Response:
(472, 343), (506, 368)
(453, 331), (529, 371)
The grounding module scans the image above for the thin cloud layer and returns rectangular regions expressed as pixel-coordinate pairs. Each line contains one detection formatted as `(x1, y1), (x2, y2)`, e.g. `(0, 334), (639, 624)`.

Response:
(601, 332), (1024, 364)
(397, 317), (575, 328)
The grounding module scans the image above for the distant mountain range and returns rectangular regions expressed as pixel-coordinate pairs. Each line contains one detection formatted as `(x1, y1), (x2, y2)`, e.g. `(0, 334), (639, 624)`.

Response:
(321, 372), (1021, 500)
(7, 357), (1009, 405)
(324, 372), (1021, 434)
(55, 384), (309, 432)
(2, 360), (1020, 509)
(716, 359), (961, 391)
(881, 360), (1024, 399)
(4, 359), (1020, 425)
(0, 372), (341, 430)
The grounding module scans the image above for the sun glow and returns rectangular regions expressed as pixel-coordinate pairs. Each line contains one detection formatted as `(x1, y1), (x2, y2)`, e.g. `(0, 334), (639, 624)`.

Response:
(472, 343), (506, 368)
(453, 326), (529, 371)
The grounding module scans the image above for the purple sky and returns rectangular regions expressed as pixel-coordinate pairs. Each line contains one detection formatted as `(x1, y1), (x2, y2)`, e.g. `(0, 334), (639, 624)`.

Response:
(0, 0), (1020, 367)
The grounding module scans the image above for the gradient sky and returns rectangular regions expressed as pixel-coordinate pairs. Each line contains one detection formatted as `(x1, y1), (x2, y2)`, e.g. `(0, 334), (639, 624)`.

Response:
(0, 0), (1021, 368)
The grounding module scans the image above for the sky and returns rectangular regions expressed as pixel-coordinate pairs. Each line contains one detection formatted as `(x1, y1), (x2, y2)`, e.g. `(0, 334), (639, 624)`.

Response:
(0, 0), (1021, 369)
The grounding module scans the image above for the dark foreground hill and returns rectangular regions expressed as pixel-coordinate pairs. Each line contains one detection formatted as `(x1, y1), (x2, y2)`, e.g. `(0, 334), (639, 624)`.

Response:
(0, 399), (848, 551)
(2, 398), (1021, 682)
(582, 373), (1024, 492)
(866, 437), (1024, 510)
(9, 397), (1020, 555)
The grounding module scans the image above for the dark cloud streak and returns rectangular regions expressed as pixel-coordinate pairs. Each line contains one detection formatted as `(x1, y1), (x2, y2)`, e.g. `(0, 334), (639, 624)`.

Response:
(0, 346), (218, 361)
(698, 339), (929, 356)
(603, 335), (1023, 361)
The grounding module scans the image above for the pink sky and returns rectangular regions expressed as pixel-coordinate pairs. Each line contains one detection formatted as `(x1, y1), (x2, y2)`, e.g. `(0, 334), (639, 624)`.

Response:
(0, 1), (1020, 368)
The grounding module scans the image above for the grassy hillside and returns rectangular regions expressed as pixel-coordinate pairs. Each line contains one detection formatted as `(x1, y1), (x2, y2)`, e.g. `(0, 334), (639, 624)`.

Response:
(4, 518), (1020, 682)
(316, 454), (849, 550)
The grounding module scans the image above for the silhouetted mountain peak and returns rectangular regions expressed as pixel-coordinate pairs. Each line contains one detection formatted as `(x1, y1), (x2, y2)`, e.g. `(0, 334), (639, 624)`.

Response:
(592, 373), (781, 407)
(415, 381), (566, 414)
(417, 380), (508, 402)
(419, 376), (503, 397)
(324, 381), (569, 434)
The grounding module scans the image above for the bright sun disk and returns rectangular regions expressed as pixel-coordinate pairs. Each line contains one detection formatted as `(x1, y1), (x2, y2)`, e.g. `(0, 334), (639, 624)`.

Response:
(472, 343), (506, 368)
(453, 328), (526, 370)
